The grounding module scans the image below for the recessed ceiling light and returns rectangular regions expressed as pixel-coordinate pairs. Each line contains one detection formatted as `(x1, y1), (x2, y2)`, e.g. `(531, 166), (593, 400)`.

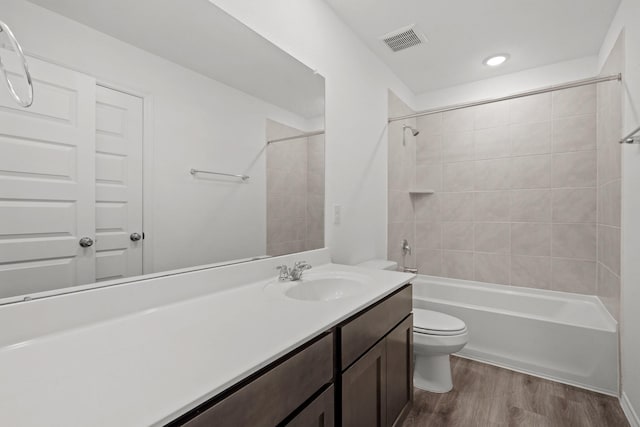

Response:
(483, 54), (510, 67)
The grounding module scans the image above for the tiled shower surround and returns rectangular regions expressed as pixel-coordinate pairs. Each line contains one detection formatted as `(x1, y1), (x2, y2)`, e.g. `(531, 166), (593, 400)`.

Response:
(388, 69), (622, 317)
(267, 119), (325, 256)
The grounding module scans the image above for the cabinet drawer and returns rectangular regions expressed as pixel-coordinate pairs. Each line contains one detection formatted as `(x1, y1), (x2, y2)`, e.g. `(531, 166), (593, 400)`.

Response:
(340, 285), (412, 370)
(285, 385), (334, 427)
(182, 332), (334, 427)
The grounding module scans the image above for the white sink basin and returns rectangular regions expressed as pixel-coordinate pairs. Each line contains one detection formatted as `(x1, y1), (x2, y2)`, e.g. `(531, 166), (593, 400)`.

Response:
(264, 272), (368, 302)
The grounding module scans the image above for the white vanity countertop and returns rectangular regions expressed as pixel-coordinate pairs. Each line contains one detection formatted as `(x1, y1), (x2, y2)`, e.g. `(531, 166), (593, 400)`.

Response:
(0, 260), (414, 427)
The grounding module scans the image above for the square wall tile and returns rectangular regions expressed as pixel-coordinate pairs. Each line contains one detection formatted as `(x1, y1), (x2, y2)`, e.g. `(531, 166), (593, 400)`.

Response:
(475, 253), (510, 285)
(552, 188), (597, 223)
(552, 85), (596, 119)
(416, 164), (443, 191)
(508, 93), (551, 125)
(475, 223), (510, 253)
(444, 161), (474, 191)
(511, 255), (551, 289)
(417, 113), (443, 135)
(598, 180), (621, 227)
(552, 150), (597, 188)
(414, 194), (440, 221)
(415, 222), (442, 249)
(388, 160), (410, 191)
(552, 114), (597, 153)
(597, 143), (621, 185)
(474, 126), (510, 160)
(388, 190), (413, 222)
(511, 223), (551, 256)
(444, 108), (475, 132)
(443, 131), (474, 163)
(509, 121), (551, 156)
(510, 154), (551, 189)
(475, 102), (508, 130)
(474, 191), (510, 221)
(443, 222), (474, 251)
(597, 263), (620, 321)
(598, 225), (621, 275)
(552, 258), (596, 294)
(510, 189), (552, 222)
(474, 158), (511, 190)
(416, 248), (442, 276)
(552, 223), (596, 260)
(443, 250), (474, 280)
(416, 133), (442, 165)
(440, 192), (474, 221)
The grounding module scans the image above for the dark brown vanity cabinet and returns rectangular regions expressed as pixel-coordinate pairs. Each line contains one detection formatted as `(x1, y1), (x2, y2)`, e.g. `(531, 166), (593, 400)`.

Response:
(339, 287), (413, 427)
(286, 385), (335, 427)
(173, 333), (334, 427)
(169, 285), (412, 427)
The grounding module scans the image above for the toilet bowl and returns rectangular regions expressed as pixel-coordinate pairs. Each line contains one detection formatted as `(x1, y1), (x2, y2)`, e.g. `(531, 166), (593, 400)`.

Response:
(355, 260), (468, 393)
(413, 308), (468, 393)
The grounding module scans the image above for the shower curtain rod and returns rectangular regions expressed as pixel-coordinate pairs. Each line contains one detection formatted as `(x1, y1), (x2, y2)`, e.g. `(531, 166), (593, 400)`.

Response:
(267, 130), (325, 144)
(388, 73), (622, 123)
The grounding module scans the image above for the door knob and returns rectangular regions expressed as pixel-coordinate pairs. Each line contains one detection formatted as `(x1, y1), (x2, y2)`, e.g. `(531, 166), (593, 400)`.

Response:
(130, 232), (142, 242)
(79, 237), (94, 248)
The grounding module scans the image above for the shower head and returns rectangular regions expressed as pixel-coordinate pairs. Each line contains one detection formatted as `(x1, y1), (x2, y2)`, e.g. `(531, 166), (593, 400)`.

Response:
(403, 125), (420, 136)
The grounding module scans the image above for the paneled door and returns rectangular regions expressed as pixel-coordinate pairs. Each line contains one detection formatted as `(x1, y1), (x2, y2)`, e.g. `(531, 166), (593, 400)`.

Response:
(94, 86), (143, 282)
(0, 49), (96, 298)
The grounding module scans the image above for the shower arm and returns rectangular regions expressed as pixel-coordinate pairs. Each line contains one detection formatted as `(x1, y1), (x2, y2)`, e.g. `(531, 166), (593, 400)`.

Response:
(0, 21), (33, 108)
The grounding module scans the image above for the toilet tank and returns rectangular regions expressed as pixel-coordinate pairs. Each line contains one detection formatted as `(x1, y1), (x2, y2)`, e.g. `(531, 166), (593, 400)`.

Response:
(356, 259), (398, 271)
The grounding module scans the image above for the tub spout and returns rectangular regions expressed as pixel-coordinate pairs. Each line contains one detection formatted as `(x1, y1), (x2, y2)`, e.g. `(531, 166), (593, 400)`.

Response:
(403, 267), (418, 274)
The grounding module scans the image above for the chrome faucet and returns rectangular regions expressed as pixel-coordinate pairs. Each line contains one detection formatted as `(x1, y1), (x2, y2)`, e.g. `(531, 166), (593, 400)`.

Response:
(276, 261), (312, 281)
(402, 239), (412, 256)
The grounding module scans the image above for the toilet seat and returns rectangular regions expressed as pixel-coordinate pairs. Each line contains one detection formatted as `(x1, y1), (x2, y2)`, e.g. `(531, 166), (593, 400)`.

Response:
(413, 309), (467, 336)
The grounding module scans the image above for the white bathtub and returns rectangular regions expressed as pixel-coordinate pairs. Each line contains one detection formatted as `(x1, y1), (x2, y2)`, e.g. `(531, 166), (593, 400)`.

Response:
(412, 275), (619, 395)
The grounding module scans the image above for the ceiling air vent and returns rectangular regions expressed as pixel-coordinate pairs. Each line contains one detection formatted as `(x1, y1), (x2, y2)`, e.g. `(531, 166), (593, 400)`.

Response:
(380, 25), (427, 52)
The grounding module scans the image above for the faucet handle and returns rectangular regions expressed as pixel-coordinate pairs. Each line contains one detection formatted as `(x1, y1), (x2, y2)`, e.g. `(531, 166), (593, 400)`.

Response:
(276, 265), (291, 280)
(294, 260), (312, 270)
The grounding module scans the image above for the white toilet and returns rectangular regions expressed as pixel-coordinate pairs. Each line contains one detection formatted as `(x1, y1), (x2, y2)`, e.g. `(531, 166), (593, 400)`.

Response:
(413, 308), (468, 393)
(356, 260), (469, 393)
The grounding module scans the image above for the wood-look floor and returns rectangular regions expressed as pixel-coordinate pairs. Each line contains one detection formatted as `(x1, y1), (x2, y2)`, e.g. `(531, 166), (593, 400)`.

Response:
(401, 356), (629, 427)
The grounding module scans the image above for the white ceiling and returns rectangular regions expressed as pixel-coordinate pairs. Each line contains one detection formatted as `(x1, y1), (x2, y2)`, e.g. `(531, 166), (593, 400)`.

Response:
(324, 0), (621, 94)
(27, 0), (325, 118)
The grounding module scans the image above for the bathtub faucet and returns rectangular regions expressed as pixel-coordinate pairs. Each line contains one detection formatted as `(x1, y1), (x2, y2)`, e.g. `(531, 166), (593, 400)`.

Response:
(402, 239), (412, 256)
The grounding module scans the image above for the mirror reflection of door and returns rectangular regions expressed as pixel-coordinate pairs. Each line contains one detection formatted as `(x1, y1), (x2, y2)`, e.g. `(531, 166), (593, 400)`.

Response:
(0, 53), (144, 297)
(94, 86), (143, 282)
(0, 54), (97, 297)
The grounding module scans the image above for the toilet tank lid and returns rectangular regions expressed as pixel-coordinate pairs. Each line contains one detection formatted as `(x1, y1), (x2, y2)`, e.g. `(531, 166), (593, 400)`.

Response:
(413, 309), (466, 332)
(356, 259), (398, 271)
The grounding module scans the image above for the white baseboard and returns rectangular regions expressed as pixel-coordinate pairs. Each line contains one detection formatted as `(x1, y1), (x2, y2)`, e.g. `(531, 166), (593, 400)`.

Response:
(621, 392), (640, 427)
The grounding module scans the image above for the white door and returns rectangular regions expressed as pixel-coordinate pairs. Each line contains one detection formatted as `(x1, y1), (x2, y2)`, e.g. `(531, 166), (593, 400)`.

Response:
(94, 86), (143, 281)
(0, 50), (96, 298)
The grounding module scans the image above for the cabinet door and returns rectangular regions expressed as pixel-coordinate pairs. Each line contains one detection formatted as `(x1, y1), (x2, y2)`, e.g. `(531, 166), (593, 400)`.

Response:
(341, 339), (387, 427)
(386, 315), (413, 427)
(285, 385), (334, 427)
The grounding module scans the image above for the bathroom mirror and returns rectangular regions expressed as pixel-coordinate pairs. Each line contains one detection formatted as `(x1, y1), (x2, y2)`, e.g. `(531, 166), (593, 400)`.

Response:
(0, 0), (325, 302)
